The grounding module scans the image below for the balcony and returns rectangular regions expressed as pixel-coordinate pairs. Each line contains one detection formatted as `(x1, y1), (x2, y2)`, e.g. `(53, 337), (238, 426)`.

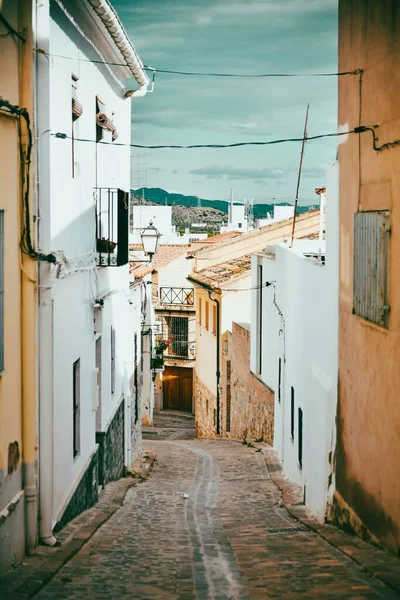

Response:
(155, 318), (196, 361)
(95, 188), (129, 267)
(160, 287), (194, 306)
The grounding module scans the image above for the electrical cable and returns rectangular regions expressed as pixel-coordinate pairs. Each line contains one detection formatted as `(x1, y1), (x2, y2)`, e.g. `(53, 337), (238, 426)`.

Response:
(0, 14), (26, 43)
(0, 100), (56, 263)
(35, 50), (359, 78)
(52, 129), (354, 149)
(53, 126), (400, 153)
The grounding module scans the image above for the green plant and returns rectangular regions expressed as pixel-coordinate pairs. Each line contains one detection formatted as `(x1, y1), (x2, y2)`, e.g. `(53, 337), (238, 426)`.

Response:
(151, 355), (164, 369)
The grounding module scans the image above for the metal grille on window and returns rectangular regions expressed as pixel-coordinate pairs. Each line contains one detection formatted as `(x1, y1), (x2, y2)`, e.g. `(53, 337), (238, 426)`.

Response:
(353, 211), (390, 328)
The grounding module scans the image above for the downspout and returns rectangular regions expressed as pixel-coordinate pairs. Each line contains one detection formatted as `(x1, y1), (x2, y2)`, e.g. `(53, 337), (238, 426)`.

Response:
(208, 291), (221, 435)
(36, 0), (56, 547)
(20, 0), (38, 552)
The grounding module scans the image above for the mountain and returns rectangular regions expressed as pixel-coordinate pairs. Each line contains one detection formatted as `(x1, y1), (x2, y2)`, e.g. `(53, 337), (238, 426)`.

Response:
(130, 193), (226, 230)
(132, 187), (314, 219)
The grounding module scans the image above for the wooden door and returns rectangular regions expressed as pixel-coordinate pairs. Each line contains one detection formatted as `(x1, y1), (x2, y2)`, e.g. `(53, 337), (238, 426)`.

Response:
(163, 367), (193, 412)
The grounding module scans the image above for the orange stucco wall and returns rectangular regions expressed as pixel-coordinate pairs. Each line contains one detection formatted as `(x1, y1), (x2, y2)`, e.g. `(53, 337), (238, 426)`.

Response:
(337, 0), (400, 554)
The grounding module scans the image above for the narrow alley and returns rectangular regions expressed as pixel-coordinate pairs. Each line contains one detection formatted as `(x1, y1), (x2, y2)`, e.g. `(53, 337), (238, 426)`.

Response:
(24, 422), (397, 600)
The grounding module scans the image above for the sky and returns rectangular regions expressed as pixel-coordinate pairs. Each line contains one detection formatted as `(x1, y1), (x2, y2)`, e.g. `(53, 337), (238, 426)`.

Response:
(113, 0), (338, 205)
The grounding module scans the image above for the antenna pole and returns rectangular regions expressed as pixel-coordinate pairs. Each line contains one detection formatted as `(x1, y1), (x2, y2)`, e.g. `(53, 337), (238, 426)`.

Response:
(291, 104), (309, 247)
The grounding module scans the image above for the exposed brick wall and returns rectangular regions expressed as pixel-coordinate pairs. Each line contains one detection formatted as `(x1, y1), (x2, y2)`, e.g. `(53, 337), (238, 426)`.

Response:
(223, 323), (274, 443)
(194, 375), (217, 438)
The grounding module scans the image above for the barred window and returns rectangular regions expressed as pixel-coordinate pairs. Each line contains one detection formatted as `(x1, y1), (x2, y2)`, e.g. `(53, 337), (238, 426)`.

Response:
(353, 211), (390, 328)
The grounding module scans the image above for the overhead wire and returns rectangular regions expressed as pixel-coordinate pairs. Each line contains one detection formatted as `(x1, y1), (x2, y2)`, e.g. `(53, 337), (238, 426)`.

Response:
(52, 129), (354, 149)
(35, 50), (360, 79)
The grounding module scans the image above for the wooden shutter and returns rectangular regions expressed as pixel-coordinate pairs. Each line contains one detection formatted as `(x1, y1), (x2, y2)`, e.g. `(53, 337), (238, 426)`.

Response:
(353, 211), (390, 327)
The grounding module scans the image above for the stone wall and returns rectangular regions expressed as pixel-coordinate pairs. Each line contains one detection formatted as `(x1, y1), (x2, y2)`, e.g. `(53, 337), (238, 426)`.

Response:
(96, 398), (125, 487)
(194, 374), (217, 438)
(222, 323), (274, 443)
(55, 449), (99, 531)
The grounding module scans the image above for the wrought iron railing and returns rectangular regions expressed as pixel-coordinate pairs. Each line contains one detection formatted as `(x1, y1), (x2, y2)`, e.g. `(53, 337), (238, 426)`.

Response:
(94, 187), (129, 267)
(154, 320), (196, 360)
(160, 287), (194, 306)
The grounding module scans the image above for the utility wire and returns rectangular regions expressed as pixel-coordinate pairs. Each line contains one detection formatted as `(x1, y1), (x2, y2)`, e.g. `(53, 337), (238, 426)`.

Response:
(36, 50), (359, 79)
(53, 127), (400, 152)
(52, 129), (354, 149)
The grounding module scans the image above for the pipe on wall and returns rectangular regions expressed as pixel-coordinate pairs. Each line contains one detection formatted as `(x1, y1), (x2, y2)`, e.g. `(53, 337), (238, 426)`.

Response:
(207, 291), (221, 435)
(36, 0), (56, 547)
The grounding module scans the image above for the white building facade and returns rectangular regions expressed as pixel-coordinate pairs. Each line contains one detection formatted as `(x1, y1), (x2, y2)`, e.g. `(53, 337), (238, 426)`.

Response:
(36, 0), (149, 542)
(250, 166), (338, 520)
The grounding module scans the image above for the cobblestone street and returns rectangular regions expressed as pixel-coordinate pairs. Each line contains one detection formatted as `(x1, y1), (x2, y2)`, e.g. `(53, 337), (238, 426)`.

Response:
(30, 422), (398, 600)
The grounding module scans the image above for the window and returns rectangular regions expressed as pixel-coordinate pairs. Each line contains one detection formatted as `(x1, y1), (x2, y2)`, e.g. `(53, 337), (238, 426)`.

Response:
(212, 304), (217, 336)
(205, 301), (209, 331)
(71, 75), (82, 178)
(95, 337), (102, 431)
(353, 211), (390, 328)
(111, 326), (116, 395)
(73, 359), (81, 458)
(278, 358), (282, 403)
(96, 96), (117, 143)
(298, 407), (303, 469)
(256, 264), (263, 374)
(95, 188), (129, 267)
(290, 386), (295, 440)
(168, 316), (189, 357)
(226, 360), (231, 432)
(198, 297), (202, 326)
(134, 333), (139, 424)
(0, 211), (3, 372)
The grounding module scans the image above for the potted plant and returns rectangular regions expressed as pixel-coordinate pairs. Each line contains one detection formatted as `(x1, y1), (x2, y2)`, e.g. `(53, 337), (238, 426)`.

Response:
(155, 338), (170, 355)
(151, 355), (164, 371)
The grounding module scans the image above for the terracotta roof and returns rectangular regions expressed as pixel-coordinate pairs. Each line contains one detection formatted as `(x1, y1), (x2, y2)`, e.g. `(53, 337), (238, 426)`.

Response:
(129, 263), (153, 280)
(192, 210), (320, 258)
(129, 244), (191, 279)
(194, 230), (242, 244)
(188, 254), (251, 290)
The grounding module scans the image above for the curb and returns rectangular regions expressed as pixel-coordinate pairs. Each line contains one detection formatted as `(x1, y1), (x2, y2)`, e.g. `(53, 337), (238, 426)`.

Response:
(258, 443), (400, 596)
(0, 452), (156, 600)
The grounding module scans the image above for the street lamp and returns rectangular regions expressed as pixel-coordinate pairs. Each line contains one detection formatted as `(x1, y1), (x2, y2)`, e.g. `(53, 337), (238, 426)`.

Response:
(140, 220), (161, 261)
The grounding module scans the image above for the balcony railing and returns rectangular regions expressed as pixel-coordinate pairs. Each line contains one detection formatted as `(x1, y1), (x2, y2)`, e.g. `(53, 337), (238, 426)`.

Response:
(155, 323), (196, 361)
(95, 188), (129, 267)
(160, 287), (194, 306)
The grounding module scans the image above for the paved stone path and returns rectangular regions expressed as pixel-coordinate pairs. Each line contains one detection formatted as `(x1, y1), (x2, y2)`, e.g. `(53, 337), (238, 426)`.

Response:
(35, 439), (398, 599)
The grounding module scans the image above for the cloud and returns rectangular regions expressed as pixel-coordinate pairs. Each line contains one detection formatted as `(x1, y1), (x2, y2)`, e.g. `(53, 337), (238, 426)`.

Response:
(196, 15), (212, 26)
(190, 165), (288, 180)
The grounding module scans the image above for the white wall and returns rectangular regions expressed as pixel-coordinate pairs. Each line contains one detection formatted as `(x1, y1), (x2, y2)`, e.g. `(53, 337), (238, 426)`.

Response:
(42, 7), (137, 521)
(251, 163), (338, 521)
(157, 255), (194, 290)
(221, 276), (251, 335)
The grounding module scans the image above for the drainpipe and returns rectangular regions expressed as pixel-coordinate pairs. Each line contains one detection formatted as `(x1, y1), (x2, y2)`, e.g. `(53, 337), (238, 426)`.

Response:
(36, 0), (56, 547)
(208, 292), (221, 435)
(20, 0), (38, 553)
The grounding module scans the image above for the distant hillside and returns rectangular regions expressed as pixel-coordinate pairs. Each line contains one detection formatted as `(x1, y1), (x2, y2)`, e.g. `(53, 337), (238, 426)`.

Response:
(130, 193), (226, 230)
(133, 187), (313, 220)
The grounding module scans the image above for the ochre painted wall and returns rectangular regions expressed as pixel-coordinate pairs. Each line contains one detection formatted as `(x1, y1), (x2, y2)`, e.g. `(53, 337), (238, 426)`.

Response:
(337, 0), (400, 554)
